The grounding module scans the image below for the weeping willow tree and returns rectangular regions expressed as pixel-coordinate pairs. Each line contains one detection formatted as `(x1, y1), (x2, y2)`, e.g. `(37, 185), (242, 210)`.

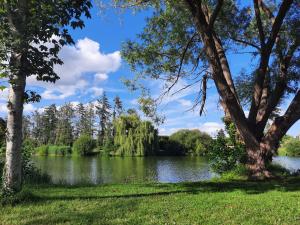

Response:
(114, 114), (158, 156)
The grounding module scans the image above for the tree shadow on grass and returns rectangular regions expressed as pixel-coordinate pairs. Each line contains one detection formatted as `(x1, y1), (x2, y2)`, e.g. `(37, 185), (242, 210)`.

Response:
(17, 176), (300, 205)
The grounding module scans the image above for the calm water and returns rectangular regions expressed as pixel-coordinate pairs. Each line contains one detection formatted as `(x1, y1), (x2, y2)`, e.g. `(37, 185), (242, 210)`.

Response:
(32, 156), (300, 185)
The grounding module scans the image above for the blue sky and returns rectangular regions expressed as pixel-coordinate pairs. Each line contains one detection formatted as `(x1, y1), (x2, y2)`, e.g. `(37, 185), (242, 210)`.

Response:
(0, 2), (299, 137)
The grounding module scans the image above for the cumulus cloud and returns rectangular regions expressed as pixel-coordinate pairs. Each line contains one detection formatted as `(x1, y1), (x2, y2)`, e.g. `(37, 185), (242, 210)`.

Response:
(199, 122), (224, 136)
(0, 103), (36, 114)
(28, 38), (121, 100)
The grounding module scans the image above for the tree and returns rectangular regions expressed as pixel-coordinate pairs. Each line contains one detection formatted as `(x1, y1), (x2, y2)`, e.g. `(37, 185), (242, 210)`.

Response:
(0, 0), (92, 192)
(112, 95), (123, 120)
(113, 114), (158, 156)
(115, 0), (299, 178)
(169, 129), (212, 156)
(55, 103), (75, 146)
(22, 115), (32, 140)
(42, 104), (58, 145)
(95, 92), (112, 145)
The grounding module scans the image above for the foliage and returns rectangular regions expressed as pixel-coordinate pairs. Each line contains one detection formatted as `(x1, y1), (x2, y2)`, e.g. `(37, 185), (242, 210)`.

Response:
(48, 146), (72, 156)
(157, 136), (184, 156)
(169, 129), (212, 156)
(0, 0), (92, 82)
(73, 135), (96, 156)
(96, 92), (112, 145)
(0, 118), (5, 149)
(35, 145), (49, 156)
(55, 103), (75, 146)
(279, 136), (300, 156)
(21, 140), (50, 184)
(208, 130), (246, 174)
(114, 114), (158, 156)
(113, 95), (123, 120)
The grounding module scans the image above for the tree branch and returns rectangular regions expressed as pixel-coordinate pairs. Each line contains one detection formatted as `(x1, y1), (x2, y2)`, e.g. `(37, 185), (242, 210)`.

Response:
(265, 0), (294, 55)
(256, 41), (299, 133)
(208, 0), (223, 29)
(248, 0), (293, 125)
(262, 90), (300, 151)
(230, 37), (261, 50)
(253, 0), (265, 47)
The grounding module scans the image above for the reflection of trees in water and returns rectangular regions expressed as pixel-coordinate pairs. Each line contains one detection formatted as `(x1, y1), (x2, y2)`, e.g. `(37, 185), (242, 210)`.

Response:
(33, 156), (219, 184)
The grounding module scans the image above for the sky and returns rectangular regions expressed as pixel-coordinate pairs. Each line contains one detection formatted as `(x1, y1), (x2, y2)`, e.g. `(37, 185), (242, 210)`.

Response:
(0, 1), (299, 137)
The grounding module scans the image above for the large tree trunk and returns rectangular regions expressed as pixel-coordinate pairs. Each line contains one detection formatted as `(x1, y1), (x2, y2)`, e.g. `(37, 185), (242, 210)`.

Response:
(3, 63), (26, 193)
(245, 144), (272, 179)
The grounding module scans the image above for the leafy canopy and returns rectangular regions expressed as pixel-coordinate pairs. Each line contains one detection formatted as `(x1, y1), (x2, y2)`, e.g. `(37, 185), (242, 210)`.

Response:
(0, 0), (92, 83)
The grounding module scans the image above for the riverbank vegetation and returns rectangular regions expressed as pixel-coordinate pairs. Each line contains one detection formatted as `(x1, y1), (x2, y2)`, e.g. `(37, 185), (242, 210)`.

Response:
(278, 135), (300, 157)
(0, 94), (213, 157)
(1, 177), (300, 224)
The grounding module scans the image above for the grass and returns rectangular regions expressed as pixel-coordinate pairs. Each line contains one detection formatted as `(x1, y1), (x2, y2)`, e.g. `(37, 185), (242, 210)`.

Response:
(1, 177), (300, 225)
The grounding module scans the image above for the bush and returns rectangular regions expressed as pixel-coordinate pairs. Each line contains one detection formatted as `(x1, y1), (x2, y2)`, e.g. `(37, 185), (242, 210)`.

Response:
(22, 140), (51, 184)
(278, 136), (300, 156)
(167, 129), (212, 156)
(208, 130), (246, 174)
(48, 145), (72, 156)
(157, 136), (185, 156)
(35, 145), (49, 155)
(73, 135), (96, 156)
(284, 138), (300, 156)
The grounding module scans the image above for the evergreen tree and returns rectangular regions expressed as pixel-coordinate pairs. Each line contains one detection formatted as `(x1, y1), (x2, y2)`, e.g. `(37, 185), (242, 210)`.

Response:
(95, 92), (111, 145)
(75, 102), (95, 138)
(22, 115), (33, 140)
(31, 110), (43, 145)
(113, 96), (123, 120)
(86, 102), (96, 138)
(55, 103), (74, 146)
(43, 104), (58, 145)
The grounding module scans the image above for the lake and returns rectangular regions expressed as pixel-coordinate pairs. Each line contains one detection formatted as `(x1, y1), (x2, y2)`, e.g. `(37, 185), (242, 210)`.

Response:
(32, 156), (300, 185)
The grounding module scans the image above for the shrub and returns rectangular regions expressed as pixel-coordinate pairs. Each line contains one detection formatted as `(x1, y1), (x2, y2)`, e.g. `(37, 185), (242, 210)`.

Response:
(157, 136), (185, 156)
(22, 140), (51, 184)
(279, 136), (300, 156)
(208, 130), (246, 174)
(48, 145), (72, 156)
(169, 129), (212, 156)
(35, 145), (49, 155)
(73, 135), (96, 156)
(284, 138), (300, 156)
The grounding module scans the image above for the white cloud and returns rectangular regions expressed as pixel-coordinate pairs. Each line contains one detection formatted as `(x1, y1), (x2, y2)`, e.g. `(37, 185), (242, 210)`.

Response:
(94, 73), (108, 81)
(0, 103), (36, 114)
(90, 87), (104, 97)
(199, 122), (224, 136)
(177, 99), (192, 107)
(24, 104), (36, 113)
(0, 88), (8, 101)
(28, 37), (121, 100)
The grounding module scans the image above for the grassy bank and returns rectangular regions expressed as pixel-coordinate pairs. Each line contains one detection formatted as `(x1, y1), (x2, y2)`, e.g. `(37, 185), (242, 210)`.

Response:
(1, 177), (300, 225)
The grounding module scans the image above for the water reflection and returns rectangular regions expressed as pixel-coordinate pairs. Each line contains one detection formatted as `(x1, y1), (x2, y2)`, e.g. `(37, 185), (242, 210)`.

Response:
(32, 156), (300, 185)
(33, 156), (215, 184)
(273, 156), (300, 172)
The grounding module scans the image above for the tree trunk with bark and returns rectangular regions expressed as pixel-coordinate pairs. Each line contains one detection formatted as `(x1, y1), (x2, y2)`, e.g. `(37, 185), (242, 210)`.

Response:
(184, 0), (298, 178)
(3, 54), (26, 193)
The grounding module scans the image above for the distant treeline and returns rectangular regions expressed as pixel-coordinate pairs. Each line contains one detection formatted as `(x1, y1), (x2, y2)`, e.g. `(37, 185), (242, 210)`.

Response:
(0, 93), (213, 156)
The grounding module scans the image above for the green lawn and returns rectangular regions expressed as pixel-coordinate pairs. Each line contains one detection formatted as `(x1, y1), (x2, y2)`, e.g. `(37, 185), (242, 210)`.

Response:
(1, 178), (300, 225)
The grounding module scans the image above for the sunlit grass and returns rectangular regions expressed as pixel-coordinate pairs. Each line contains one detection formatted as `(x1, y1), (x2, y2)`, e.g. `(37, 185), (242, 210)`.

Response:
(1, 177), (300, 225)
